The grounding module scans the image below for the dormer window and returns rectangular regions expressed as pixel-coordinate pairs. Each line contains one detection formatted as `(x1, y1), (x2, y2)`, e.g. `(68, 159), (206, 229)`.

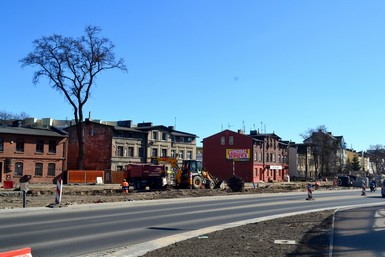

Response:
(152, 131), (158, 140)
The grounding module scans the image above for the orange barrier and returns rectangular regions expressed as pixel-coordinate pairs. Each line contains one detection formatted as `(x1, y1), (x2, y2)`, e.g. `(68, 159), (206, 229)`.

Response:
(67, 170), (104, 183)
(0, 247), (32, 257)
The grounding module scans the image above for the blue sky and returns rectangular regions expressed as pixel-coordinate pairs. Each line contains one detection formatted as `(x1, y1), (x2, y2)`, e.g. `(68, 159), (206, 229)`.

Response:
(2, 1), (385, 150)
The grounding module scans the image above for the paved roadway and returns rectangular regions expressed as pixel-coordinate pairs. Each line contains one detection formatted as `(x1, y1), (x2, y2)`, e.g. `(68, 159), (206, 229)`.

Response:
(0, 189), (384, 257)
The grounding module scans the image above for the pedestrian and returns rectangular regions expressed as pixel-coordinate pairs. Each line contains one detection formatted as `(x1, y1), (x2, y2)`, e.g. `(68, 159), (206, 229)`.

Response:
(370, 179), (377, 192)
(361, 180), (366, 196)
(121, 179), (129, 194)
(306, 183), (314, 200)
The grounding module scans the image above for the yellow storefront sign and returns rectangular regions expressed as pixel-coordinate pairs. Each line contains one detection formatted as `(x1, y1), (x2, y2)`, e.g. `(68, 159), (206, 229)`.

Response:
(226, 149), (250, 160)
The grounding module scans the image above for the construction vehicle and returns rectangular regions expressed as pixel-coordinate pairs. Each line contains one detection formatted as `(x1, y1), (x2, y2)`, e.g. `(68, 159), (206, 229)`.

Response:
(124, 163), (174, 190)
(150, 156), (219, 189)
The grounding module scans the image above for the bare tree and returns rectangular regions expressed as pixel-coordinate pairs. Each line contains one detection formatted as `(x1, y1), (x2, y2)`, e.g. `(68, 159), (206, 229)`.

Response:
(301, 125), (340, 177)
(367, 144), (385, 175)
(20, 26), (127, 169)
(0, 111), (30, 125)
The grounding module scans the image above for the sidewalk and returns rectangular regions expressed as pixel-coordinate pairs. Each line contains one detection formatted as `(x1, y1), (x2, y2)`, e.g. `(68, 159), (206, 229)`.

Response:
(332, 204), (385, 256)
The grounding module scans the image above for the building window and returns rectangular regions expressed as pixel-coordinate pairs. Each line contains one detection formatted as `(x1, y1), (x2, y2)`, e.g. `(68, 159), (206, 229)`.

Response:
(48, 140), (56, 153)
(152, 148), (158, 157)
(15, 162), (23, 176)
(229, 136), (234, 145)
(116, 165), (124, 171)
(16, 140), (24, 152)
(171, 149), (176, 158)
(0, 137), (3, 151)
(221, 136), (225, 145)
(35, 163), (43, 176)
(138, 147), (144, 158)
(47, 163), (56, 176)
(161, 149), (167, 157)
(266, 153), (269, 162)
(152, 131), (158, 140)
(162, 132), (167, 141)
(128, 147), (134, 157)
(187, 151), (192, 160)
(117, 146), (124, 156)
(179, 150), (184, 159)
(259, 153), (262, 162)
(36, 139), (44, 153)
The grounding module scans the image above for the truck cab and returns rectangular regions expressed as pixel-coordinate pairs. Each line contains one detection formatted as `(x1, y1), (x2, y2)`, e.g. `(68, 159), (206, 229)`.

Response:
(182, 160), (202, 175)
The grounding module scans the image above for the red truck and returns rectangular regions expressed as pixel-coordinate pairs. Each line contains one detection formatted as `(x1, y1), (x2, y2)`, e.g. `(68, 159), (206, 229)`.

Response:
(124, 163), (175, 190)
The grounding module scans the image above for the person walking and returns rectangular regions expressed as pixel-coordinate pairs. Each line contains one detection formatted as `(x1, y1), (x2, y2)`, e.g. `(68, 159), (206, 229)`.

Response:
(121, 179), (129, 194)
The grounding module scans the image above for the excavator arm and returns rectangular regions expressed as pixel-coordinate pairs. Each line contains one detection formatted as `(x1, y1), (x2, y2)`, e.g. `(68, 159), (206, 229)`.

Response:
(150, 157), (184, 185)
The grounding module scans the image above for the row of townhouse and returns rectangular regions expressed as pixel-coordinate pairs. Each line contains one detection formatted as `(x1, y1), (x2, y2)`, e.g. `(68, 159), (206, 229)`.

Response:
(65, 119), (197, 172)
(203, 129), (378, 182)
(0, 118), (197, 184)
(0, 117), (375, 185)
(294, 132), (377, 179)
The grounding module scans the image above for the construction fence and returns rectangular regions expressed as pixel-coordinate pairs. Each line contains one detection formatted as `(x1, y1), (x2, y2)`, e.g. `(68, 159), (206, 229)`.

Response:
(66, 170), (124, 184)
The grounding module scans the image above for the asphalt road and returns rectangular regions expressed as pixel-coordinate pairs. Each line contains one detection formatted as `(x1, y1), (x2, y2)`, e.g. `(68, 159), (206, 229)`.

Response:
(0, 189), (384, 257)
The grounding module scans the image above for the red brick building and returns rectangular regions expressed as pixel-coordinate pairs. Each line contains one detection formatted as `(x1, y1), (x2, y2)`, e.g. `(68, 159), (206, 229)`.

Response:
(0, 124), (68, 185)
(65, 120), (197, 172)
(65, 120), (150, 171)
(203, 130), (289, 183)
(65, 121), (115, 171)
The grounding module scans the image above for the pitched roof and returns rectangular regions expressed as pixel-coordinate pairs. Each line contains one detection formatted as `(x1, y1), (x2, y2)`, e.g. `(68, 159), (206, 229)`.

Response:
(0, 126), (68, 138)
(113, 126), (147, 133)
(249, 133), (282, 140)
(135, 125), (197, 137)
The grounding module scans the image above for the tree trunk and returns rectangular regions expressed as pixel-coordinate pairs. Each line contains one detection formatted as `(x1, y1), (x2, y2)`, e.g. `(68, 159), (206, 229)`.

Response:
(75, 107), (85, 170)
(76, 122), (84, 170)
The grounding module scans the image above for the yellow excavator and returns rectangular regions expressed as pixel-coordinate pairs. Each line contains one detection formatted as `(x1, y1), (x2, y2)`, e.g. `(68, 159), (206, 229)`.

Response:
(150, 156), (218, 189)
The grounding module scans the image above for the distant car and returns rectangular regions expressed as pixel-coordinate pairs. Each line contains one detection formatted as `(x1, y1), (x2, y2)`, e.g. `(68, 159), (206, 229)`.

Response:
(337, 176), (353, 187)
(381, 180), (385, 197)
